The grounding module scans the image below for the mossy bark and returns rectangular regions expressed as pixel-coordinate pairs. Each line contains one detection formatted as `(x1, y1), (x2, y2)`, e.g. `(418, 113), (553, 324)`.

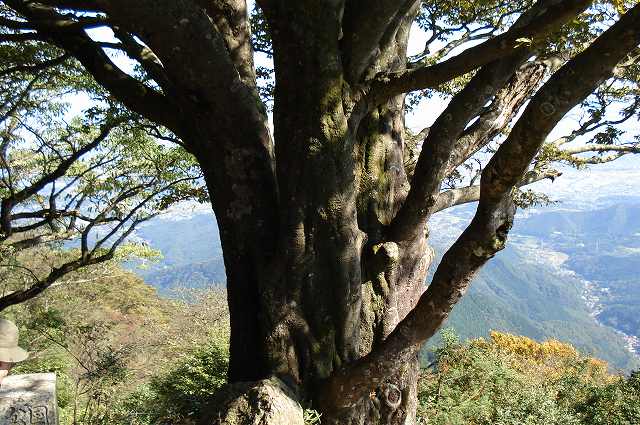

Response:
(200, 5), (431, 423)
(7, 1), (640, 424)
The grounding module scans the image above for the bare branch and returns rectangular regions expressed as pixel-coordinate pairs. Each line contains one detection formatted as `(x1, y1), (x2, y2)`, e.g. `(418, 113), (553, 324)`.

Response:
(387, 49), (536, 241)
(110, 28), (171, 89)
(562, 143), (640, 156)
(432, 168), (562, 212)
(8, 231), (76, 251)
(367, 0), (593, 105)
(445, 59), (555, 175)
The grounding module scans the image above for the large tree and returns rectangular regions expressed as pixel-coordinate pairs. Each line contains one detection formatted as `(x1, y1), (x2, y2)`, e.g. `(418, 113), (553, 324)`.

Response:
(1, 0), (640, 423)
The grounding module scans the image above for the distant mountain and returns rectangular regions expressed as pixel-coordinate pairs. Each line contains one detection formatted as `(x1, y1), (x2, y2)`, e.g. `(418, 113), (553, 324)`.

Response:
(526, 162), (640, 210)
(515, 203), (640, 238)
(129, 200), (640, 371)
(131, 213), (226, 294)
(514, 203), (640, 356)
(432, 242), (639, 372)
(140, 260), (226, 295)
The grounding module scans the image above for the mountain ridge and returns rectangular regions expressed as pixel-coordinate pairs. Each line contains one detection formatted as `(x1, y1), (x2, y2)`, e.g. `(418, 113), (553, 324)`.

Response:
(129, 200), (640, 371)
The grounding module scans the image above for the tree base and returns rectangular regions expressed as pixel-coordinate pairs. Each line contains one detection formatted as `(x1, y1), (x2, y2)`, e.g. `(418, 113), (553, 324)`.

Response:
(199, 378), (304, 425)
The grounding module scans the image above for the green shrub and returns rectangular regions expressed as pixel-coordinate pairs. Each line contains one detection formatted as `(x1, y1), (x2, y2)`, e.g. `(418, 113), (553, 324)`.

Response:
(417, 330), (637, 425)
(572, 371), (640, 425)
(111, 340), (229, 424)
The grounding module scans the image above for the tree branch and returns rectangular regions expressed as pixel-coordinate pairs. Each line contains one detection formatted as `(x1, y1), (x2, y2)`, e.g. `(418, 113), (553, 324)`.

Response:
(0, 253), (113, 312)
(341, 0), (420, 82)
(322, 2), (640, 409)
(432, 168), (562, 213)
(3, 0), (182, 134)
(0, 74), (42, 126)
(367, 0), (593, 105)
(0, 32), (41, 43)
(0, 16), (33, 30)
(0, 120), (121, 236)
(110, 28), (171, 89)
(7, 231), (76, 251)
(386, 48), (538, 241)
(562, 143), (640, 155)
(444, 59), (556, 175)
(0, 54), (70, 77)
(194, 0), (257, 87)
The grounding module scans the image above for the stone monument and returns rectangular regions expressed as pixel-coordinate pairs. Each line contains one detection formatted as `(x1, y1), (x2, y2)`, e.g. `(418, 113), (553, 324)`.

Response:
(0, 373), (58, 425)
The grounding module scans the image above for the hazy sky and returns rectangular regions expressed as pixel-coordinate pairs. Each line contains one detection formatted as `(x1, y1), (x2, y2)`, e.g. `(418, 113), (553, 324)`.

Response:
(78, 7), (638, 207)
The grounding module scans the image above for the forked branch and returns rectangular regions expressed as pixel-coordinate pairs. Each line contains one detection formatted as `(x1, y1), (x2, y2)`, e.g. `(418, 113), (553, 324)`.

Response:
(323, 3), (640, 409)
(367, 0), (593, 105)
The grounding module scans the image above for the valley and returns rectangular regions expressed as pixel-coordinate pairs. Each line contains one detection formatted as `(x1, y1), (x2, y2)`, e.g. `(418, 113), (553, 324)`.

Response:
(130, 198), (640, 372)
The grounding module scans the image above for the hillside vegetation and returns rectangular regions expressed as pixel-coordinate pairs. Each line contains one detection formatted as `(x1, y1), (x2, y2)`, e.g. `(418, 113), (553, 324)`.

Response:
(134, 206), (640, 372)
(2, 261), (639, 425)
(419, 330), (640, 425)
(435, 246), (640, 372)
(3, 260), (229, 424)
(514, 203), (640, 350)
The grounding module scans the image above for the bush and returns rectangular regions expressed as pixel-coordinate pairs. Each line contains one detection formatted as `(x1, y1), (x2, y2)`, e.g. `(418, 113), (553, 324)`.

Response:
(110, 339), (229, 425)
(3, 271), (231, 425)
(573, 371), (640, 425)
(417, 329), (637, 425)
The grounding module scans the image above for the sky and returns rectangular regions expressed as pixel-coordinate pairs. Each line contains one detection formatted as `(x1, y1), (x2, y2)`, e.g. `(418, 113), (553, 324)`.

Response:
(76, 8), (639, 211)
(402, 20), (640, 206)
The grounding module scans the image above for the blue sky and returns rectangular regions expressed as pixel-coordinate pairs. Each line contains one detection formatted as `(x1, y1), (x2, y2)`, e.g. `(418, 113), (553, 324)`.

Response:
(77, 9), (639, 209)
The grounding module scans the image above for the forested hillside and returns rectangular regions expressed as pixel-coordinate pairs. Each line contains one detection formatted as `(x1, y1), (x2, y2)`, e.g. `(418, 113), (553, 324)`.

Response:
(434, 247), (639, 372)
(4, 266), (639, 425)
(132, 202), (640, 371)
(515, 203), (640, 347)
(133, 214), (226, 293)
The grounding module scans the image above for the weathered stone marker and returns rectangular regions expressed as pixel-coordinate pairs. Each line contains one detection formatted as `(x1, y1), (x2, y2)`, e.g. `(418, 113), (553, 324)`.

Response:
(0, 373), (58, 425)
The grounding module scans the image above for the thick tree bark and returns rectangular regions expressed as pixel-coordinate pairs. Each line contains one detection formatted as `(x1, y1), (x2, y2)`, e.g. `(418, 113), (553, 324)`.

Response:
(4, 1), (640, 424)
(256, 4), (435, 423)
(322, 4), (640, 414)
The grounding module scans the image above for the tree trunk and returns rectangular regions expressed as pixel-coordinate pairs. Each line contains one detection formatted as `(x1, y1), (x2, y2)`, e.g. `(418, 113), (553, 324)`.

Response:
(203, 95), (434, 424)
(10, 1), (634, 424)
(183, 109), (280, 383)
(195, 4), (432, 424)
